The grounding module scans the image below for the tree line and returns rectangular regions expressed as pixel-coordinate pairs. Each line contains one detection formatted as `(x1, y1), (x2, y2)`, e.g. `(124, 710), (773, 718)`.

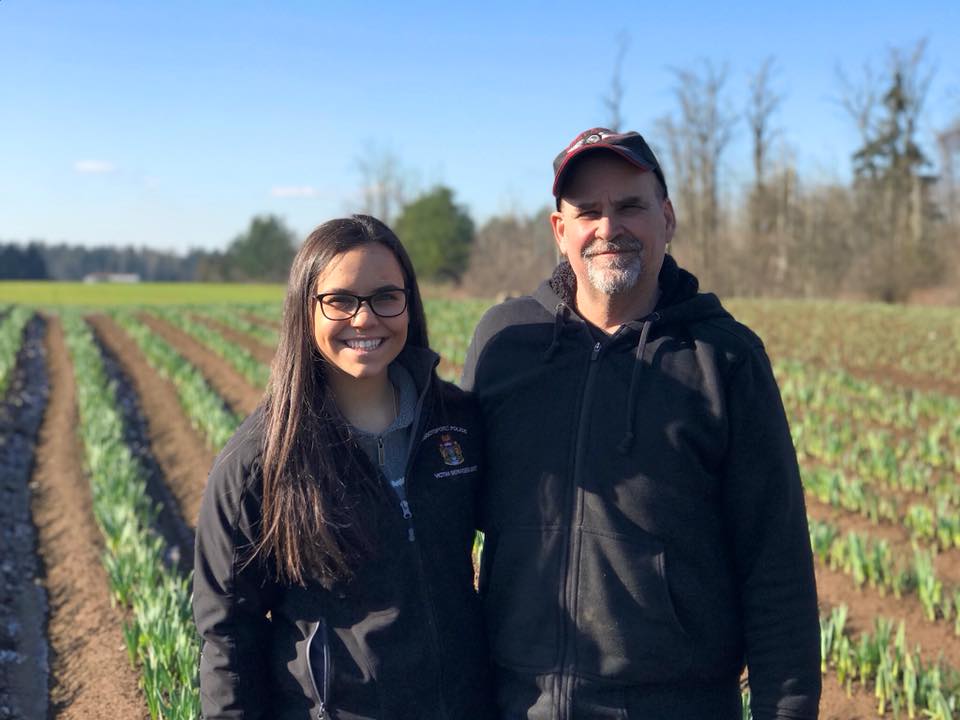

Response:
(639, 40), (958, 303)
(0, 216), (298, 283)
(0, 189), (479, 287)
(4, 40), (957, 302)
(353, 40), (960, 303)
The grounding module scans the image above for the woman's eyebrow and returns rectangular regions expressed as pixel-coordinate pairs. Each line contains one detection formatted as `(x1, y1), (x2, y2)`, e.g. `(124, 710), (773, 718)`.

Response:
(319, 284), (404, 294)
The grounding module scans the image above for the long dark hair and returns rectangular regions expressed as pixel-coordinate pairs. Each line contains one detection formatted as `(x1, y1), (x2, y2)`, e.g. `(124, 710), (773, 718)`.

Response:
(256, 214), (429, 586)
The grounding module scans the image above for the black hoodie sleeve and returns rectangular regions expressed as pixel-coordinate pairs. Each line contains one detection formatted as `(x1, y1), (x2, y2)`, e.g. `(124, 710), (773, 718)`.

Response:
(461, 310), (490, 393)
(720, 345), (821, 720)
(193, 449), (277, 719)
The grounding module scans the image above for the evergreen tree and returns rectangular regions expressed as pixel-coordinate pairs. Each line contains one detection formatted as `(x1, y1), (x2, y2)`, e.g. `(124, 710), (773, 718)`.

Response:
(224, 215), (297, 282)
(395, 186), (474, 282)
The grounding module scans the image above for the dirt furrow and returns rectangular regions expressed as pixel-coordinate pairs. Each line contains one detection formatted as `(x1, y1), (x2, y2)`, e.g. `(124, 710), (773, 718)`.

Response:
(31, 316), (148, 719)
(0, 315), (49, 720)
(241, 311), (280, 330)
(815, 560), (960, 671)
(89, 314), (215, 529)
(778, 352), (960, 399)
(817, 671), (883, 719)
(843, 362), (960, 399)
(191, 313), (275, 365)
(87, 315), (199, 561)
(137, 311), (262, 417)
(807, 498), (960, 587)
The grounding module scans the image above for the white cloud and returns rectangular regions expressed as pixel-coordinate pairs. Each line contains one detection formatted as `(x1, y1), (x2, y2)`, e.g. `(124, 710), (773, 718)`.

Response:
(74, 160), (116, 174)
(271, 185), (320, 198)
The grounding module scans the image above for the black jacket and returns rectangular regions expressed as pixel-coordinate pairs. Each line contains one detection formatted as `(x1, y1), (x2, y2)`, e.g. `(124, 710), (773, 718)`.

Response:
(193, 346), (496, 720)
(462, 257), (820, 720)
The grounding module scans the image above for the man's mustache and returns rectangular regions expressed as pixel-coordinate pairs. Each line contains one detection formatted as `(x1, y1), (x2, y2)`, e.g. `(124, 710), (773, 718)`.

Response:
(582, 236), (643, 257)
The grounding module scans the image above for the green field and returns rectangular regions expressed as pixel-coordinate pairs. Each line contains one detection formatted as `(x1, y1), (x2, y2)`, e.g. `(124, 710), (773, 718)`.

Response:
(4, 296), (960, 717)
(0, 281), (286, 306)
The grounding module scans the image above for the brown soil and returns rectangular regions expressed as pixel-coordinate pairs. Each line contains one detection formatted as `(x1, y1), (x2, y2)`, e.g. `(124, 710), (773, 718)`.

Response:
(191, 313), (275, 365)
(817, 670), (885, 719)
(807, 496), (960, 588)
(777, 347), (960, 398)
(89, 314), (214, 528)
(908, 285), (960, 307)
(241, 311), (280, 330)
(137, 311), (262, 417)
(31, 316), (148, 719)
(815, 560), (960, 671)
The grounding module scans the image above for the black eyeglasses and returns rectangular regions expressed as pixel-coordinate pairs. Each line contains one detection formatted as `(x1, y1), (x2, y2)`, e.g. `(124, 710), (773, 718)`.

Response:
(313, 289), (410, 320)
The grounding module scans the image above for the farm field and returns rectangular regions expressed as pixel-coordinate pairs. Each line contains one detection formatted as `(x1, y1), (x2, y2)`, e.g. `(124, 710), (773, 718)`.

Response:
(0, 294), (959, 718)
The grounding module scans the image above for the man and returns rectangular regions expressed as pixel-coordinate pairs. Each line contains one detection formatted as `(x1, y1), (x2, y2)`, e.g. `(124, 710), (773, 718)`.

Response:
(462, 128), (820, 719)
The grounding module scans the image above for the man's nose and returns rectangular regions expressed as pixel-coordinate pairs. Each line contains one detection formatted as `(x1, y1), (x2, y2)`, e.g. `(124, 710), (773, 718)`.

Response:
(595, 212), (621, 241)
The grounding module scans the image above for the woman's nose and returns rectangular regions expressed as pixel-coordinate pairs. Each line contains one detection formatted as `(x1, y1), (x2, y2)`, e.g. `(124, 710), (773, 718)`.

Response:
(350, 302), (379, 327)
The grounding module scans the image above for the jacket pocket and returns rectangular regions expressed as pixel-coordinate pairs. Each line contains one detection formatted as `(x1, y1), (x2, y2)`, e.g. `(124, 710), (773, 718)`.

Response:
(483, 526), (565, 671)
(307, 618), (332, 718)
(574, 529), (692, 682)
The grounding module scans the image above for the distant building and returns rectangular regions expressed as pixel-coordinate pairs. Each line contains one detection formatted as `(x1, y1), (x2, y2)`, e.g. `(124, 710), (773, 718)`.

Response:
(82, 272), (141, 283)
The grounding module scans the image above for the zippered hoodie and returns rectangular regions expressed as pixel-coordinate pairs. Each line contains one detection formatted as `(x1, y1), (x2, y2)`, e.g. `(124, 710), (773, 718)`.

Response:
(193, 346), (496, 720)
(462, 256), (820, 720)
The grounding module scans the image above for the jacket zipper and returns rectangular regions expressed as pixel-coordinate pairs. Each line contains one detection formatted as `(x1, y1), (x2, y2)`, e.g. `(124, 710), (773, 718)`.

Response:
(397, 371), (451, 720)
(557, 339), (603, 720)
(305, 619), (331, 719)
(380, 436), (416, 542)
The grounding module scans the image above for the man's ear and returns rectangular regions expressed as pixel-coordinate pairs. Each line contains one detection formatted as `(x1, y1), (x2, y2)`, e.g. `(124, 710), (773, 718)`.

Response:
(662, 198), (676, 244)
(550, 208), (568, 258)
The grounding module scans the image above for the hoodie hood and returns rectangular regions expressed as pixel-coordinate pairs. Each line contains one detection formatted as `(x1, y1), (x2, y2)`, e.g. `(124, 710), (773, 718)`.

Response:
(533, 254), (730, 330)
(531, 254), (731, 454)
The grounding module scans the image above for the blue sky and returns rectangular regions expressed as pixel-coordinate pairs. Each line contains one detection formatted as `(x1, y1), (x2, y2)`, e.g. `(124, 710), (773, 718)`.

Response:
(2, 1), (958, 253)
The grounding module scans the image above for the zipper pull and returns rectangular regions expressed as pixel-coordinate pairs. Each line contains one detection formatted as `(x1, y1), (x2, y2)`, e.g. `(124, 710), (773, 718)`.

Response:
(377, 436), (385, 467)
(317, 703), (328, 719)
(408, 527), (416, 542)
(592, 341), (602, 360)
(400, 499), (412, 519)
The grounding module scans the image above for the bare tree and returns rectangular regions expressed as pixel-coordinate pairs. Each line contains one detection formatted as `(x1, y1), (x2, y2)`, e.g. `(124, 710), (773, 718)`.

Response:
(742, 57), (787, 290)
(746, 57), (781, 192)
(835, 63), (881, 154)
(463, 208), (556, 295)
(354, 144), (411, 226)
(656, 61), (736, 290)
(838, 39), (939, 301)
(937, 121), (960, 225)
(602, 32), (630, 132)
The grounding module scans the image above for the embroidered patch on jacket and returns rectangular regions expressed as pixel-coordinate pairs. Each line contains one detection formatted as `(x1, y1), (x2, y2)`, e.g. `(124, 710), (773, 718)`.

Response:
(438, 433), (465, 466)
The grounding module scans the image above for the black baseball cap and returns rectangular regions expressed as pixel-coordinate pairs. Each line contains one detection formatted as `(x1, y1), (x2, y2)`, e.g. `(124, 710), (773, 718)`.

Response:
(552, 127), (668, 204)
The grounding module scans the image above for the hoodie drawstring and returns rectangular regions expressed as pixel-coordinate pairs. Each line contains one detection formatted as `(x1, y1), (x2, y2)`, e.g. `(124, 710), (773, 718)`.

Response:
(543, 303), (568, 362)
(617, 313), (659, 454)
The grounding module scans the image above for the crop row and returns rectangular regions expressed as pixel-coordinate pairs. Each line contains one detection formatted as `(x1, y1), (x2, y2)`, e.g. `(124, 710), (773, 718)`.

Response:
(794, 411), (955, 499)
(239, 302), (283, 327)
(113, 311), (240, 450)
(820, 604), (959, 719)
(809, 519), (960, 628)
(143, 300), (493, 384)
(0, 306), (33, 396)
(63, 314), (198, 719)
(776, 359), (960, 436)
(422, 298), (489, 372)
(730, 299), (960, 387)
(147, 307), (270, 389)
(192, 305), (278, 347)
(804, 464), (960, 553)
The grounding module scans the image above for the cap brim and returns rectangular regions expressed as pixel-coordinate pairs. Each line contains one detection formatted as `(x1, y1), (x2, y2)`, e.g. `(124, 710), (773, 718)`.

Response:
(552, 145), (655, 198)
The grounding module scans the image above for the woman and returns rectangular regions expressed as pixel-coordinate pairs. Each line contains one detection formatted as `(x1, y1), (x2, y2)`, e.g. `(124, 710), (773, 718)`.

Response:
(193, 215), (495, 720)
